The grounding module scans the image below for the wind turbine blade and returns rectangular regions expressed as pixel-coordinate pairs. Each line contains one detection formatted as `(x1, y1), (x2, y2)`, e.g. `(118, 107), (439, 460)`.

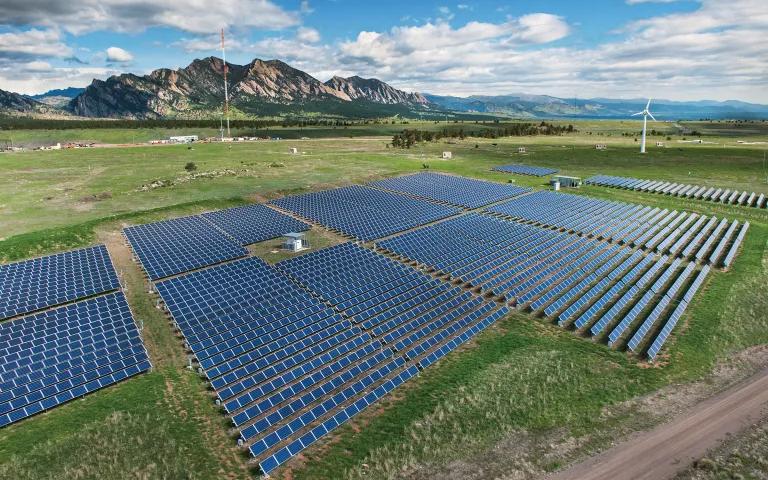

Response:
(648, 112), (657, 121)
(646, 98), (652, 110)
(631, 112), (643, 116)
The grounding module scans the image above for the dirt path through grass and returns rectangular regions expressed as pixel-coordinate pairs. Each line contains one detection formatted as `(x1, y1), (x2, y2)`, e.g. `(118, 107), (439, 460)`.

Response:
(547, 366), (768, 480)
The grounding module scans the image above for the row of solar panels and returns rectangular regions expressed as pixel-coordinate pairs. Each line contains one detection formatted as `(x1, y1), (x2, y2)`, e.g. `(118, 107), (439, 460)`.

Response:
(124, 203), (310, 280)
(585, 175), (767, 209)
(485, 191), (745, 266)
(0, 245), (151, 427)
(270, 185), (461, 242)
(377, 212), (728, 359)
(492, 164), (559, 177)
(154, 242), (508, 474)
(124, 173), (535, 279)
(368, 172), (531, 209)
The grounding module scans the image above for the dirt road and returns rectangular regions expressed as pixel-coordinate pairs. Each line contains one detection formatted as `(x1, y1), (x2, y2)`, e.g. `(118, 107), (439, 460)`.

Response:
(547, 366), (768, 480)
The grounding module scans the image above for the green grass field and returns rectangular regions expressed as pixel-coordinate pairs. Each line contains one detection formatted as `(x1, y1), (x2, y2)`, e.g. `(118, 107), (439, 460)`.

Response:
(0, 120), (766, 480)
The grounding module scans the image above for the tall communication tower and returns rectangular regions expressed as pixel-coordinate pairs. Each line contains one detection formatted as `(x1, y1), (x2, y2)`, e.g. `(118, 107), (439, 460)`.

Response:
(221, 28), (231, 138)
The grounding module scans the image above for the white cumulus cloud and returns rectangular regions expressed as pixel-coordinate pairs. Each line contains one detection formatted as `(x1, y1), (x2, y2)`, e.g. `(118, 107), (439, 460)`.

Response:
(0, 29), (72, 60)
(106, 46), (134, 63)
(0, 0), (300, 35)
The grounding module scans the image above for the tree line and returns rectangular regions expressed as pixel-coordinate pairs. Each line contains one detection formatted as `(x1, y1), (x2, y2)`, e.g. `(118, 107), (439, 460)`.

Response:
(391, 122), (575, 148)
(0, 117), (395, 131)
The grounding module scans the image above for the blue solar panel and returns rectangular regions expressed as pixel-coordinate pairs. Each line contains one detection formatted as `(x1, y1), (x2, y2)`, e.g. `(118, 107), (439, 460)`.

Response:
(0, 292), (151, 427)
(585, 175), (766, 209)
(492, 164), (558, 176)
(270, 185), (460, 241)
(486, 191), (716, 262)
(723, 222), (749, 268)
(124, 215), (248, 280)
(155, 240), (507, 472)
(0, 245), (120, 321)
(201, 204), (310, 245)
(369, 172), (531, 208)
(646, 266), (712, 360)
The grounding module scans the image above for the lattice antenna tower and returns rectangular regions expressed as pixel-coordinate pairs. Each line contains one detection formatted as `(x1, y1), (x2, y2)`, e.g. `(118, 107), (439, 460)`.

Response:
(221, 28), (231, 138)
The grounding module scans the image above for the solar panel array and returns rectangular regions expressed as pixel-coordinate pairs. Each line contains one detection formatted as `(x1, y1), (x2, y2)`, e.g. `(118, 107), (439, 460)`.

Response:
(202, 204), (310, 246)
(368, 172), (532, 208)
(124, 215), (248, 280)
(270, 185), (460, 241)
(0, 245), (119, 320)
(585, 175), (767, 209)
(485, 191), (743, 266)
(0, 246), (150, 427)
(155, 242), (507, 474)
(492, 164), (558, 176)
(378, 212), (713, 359)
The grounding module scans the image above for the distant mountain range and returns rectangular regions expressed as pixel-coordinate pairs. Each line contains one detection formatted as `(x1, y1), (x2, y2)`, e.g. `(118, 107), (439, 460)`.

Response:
(1, 58), (766, 120)
(423, 94), (768, 120)
(0, 57), (435, 119)
(66, 57), (433, 119)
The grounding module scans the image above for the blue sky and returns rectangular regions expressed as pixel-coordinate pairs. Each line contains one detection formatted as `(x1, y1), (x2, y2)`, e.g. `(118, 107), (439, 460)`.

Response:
(0, 0), (766, 102)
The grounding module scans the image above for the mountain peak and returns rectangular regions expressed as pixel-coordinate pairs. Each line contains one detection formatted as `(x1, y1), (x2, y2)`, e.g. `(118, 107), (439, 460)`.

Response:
(324, 75), (428, 105)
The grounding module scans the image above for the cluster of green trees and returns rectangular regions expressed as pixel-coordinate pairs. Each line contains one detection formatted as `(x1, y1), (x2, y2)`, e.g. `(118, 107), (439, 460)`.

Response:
(390, 121), (575, 148)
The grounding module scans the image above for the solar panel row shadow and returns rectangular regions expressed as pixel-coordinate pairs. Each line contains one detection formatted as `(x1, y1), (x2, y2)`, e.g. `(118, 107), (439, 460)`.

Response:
(270, 185), (460, 241)
(368, 172), (531, 208)
(0, 245), (120, 321)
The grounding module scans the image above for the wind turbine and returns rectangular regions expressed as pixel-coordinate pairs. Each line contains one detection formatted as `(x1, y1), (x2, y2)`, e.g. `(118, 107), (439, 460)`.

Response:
(632, 98), (656, 154)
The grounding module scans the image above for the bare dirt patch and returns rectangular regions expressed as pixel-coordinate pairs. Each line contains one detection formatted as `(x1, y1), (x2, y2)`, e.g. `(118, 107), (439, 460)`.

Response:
(79, 191), (112, 203)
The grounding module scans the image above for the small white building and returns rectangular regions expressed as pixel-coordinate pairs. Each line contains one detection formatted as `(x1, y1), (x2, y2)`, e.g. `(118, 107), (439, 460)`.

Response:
(282, 232), (309, 252)
(289, 147), (298, 154)
(169, 135), (198, 143)
(656, 141), (665, 147)
(517, 146), (526, 153)
(442, 151), (452, 159)
(37, 143), (61, 151)
(552, 175), (582, 188)
(595, 143), (607, 150)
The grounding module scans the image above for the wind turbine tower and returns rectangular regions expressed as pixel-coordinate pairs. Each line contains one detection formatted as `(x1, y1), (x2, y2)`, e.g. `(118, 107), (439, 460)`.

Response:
(221, 28), (231, 138)
(632, 98), (656, 154)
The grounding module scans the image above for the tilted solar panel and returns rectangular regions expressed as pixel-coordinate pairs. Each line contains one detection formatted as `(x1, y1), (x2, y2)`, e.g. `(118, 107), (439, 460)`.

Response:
(0, 292), (151, 427)
(201, 204), (310, 246)
(585, 175), (765, 209)
(369, 172), (531, 208)
(492, 164), (558, 177)
(271, 185), (460, 241)
(0, 245), (120, 321)
(124, 215), (248, 280)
